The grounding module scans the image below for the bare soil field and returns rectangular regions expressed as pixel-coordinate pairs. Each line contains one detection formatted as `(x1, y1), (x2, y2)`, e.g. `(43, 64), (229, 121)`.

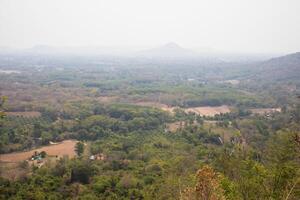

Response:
(97, 96), (119, 103)
(134, 101), (176, 113)
(250, 108), (281, 115)
(6, 111), (41, 118)
(134, 101), (231, 117)
(0, 140), (77, 163)
(224, 79), (240, 85)
(185, 105), (231, 116)
(0, 69), (21, 74)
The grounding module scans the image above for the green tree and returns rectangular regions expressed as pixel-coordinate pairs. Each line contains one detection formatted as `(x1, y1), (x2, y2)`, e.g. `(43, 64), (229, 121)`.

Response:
(265, 130), (300, 199)
(0, 96), (7, 125)
(75, 141), (85, 156)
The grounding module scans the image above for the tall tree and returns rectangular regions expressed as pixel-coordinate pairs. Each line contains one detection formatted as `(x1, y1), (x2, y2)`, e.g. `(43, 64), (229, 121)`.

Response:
(75, 141), (85, 156)
(181, 165), (225, 200)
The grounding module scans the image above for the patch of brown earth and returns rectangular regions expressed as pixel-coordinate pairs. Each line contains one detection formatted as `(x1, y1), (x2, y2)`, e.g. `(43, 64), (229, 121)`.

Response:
(250, 108), (281, 115)
(97, 96), (119, 103)
(6, 111), (41, 118)
(224, 80), (240, 85)
(134, 101), (176, 113)
(0, 140), (77, 163)
(185, 105), (230, 117)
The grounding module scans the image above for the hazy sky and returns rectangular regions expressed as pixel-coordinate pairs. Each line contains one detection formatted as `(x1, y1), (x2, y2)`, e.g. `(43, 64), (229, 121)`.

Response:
(0, 0), (299, 53)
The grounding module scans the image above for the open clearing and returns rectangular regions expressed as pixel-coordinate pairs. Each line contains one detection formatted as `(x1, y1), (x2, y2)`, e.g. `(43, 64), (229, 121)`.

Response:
(250, 108), (281, 115)
(185, 105), (231, 116)
(134, 101), (176, 113)
(97, 96), (119, 103)
(0, 69), (21, 74)
(224, 79), (240, 85)
(0, 140), (77, 163)
(166, 121), (184, 132)
(134, 101), (231, 116)
(6, 111), (41, 118)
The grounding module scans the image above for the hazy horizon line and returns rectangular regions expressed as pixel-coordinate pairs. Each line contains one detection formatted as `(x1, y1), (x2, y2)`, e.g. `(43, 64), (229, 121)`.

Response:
(0, 43), (292, 56)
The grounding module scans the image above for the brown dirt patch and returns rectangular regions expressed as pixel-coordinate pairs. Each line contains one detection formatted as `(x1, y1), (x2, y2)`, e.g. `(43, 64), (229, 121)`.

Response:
(185, 105), (230, 117)
(250, 108), (281, 115)
(133, 101), (231, 117)
(224, 80), (240, 85)
(0, 140), (77, 163)
(134, 101), (176, 113)
(6, 111), (41, 118)
(96, 96), (119, 103)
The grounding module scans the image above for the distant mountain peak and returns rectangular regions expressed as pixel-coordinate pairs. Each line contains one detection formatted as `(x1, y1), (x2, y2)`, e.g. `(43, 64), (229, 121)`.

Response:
(162, 42), (182, 49)
(137, 42), (198, 59)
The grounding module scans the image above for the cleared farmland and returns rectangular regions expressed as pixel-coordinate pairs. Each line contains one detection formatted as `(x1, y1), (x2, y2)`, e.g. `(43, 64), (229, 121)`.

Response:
(0, 140), (77, 163)
(184, 105), (231, 116)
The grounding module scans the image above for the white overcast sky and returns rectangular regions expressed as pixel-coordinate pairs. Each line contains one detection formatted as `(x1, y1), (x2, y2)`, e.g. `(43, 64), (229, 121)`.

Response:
(0, 0), (299, 53)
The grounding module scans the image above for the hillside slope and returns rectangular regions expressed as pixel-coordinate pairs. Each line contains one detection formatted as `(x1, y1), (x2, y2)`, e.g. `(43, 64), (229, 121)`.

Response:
(248, 52), (300, 82)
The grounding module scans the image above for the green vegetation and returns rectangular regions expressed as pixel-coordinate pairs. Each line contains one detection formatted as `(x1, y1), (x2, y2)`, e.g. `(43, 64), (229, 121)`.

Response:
(75, 141), (84, 156)
(0, 54), (299, 199)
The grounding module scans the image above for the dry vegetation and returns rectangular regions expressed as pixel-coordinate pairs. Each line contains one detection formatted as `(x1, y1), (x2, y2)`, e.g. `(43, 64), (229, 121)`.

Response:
(133, 101), (231, 117)
(133, 101), (177, 113)
(0, 162), (28, 181)
(0, 140), (77, 163)
(166, 121), (184, 132)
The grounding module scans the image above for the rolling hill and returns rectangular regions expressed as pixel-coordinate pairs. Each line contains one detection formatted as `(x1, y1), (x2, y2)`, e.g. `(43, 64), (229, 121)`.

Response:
(248, 52), (300, 82)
